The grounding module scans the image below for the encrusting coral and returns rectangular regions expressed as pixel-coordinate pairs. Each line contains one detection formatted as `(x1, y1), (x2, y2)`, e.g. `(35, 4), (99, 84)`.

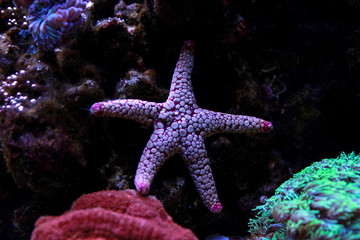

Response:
(248, 152), (360, 240)
(0, 41), (106, 194)
(31, 189), (198, 240)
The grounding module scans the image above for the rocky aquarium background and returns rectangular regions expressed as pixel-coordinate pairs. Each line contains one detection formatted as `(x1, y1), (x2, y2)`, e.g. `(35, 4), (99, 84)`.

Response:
(0, 0), (359, 239)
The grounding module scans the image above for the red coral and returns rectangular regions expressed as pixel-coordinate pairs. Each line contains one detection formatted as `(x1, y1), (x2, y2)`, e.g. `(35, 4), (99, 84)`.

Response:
(31, 189), (198, 240)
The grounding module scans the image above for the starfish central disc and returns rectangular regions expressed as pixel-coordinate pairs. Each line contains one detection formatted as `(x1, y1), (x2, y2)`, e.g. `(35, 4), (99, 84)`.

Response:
(90, 40), (273, 213)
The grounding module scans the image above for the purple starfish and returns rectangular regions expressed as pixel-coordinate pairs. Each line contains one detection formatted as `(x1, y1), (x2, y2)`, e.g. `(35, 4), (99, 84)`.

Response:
(90, 40), (272, 213)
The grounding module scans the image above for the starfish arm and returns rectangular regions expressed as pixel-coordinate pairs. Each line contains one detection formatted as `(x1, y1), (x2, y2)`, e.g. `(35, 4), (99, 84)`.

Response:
(182, 134), (222, 213)
(134, 124), (180, 194)
(90, 99), (161, 125)
(195, 109), (273, 137)
(167, 40), (198, 107)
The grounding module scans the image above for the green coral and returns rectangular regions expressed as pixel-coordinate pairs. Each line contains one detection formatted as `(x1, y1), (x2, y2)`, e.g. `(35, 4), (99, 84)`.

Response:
(248, 152), (360, 240)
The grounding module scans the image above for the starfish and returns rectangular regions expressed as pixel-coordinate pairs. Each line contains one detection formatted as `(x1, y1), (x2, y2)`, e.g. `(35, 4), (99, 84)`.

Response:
(90, 40), (273, 213)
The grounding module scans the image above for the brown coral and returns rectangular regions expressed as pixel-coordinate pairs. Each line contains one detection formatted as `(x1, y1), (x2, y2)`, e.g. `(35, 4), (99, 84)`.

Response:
(31, 189), (198, 240)
(3, 126), (85, 194)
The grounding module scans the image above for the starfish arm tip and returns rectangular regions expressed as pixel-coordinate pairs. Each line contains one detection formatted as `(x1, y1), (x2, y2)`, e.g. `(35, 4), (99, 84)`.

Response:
(183, 40), (195, 51)
(135, 180), (150, 195)
(210, 203), (223, 213)
(90, 102), (103, 116)
(262, 121), (273, 133)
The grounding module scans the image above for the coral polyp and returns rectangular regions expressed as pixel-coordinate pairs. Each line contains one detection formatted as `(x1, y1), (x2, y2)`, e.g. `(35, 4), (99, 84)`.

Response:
(28, 0), (89, 51)
(248, 153), (360, 240)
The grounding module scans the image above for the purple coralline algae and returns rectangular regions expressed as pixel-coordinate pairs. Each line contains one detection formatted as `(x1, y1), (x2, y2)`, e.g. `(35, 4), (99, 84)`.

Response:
(28, 0), (89, 51)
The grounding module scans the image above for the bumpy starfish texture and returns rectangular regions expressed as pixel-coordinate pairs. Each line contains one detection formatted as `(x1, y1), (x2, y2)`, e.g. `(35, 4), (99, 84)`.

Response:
(90, 40), (273, 213)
